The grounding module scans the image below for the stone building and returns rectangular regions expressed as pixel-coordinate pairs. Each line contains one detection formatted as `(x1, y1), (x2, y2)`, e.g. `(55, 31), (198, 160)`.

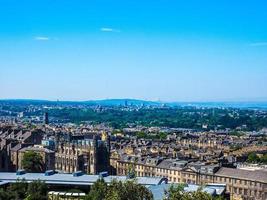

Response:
(55, 133), (110, 174)
(112, 155), (267, 200)
(0, 127), (44, 171)
(18, 145), (55, 171)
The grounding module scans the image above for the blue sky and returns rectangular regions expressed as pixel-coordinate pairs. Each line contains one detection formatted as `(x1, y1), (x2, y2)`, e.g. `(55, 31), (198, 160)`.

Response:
(0, 0), (267, 101)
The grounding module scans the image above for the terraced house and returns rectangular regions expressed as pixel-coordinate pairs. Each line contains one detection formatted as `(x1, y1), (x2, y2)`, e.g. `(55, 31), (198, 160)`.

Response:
(112, 155), (267, 200)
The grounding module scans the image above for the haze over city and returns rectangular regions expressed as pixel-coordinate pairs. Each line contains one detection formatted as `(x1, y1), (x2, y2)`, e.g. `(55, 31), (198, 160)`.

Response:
(0, 0), (267, 101)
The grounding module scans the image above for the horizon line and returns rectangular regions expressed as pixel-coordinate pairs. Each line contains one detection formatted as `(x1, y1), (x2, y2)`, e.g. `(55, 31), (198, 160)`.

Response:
(0, 98), (267, 103)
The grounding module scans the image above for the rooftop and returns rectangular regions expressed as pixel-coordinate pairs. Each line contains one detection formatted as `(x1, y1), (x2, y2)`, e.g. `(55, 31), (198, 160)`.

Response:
(148, 183), (226, 200)
(0, 172), (166, 186)
(215, 167), (267, 183)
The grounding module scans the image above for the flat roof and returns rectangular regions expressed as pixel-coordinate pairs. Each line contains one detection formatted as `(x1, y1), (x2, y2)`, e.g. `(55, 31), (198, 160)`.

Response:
(0, 172), (165, 186)
(149, 183), (226, 200)
(0, 181), (9, 186)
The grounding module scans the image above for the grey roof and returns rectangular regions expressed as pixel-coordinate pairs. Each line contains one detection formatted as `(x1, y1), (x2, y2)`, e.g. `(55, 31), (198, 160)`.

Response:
(157, 159), (188, 170)
(19, 146), (54, 153)
(149, 183), (226, 200)
(0, 181), (9, 186)
(215, 167), (267, 183)
(10, 143), (23, 151)
(0, 172), (165, 186)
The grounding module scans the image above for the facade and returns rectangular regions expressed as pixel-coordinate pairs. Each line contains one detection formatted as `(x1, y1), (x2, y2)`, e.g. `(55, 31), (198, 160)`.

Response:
(112, 156), (267, 200)
(55, 134), (110, 174)
(18, 145), (55, 171)
(0, 127), (44, 171)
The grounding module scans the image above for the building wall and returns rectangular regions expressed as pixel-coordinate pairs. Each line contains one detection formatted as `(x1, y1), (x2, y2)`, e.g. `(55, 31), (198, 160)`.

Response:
(18, 149), (55, 171)
(55, 144), (96, 174)
(55, 137), (110, 174)
(114, 159), (267, 200)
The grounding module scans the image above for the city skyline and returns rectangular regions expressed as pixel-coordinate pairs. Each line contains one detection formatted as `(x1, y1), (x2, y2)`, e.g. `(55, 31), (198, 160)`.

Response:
(0, 0), (267, 101)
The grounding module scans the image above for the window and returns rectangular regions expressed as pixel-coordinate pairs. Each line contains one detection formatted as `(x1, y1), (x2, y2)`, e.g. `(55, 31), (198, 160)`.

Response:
(234, 187), (237, 193)
(238, 188), (242, 194)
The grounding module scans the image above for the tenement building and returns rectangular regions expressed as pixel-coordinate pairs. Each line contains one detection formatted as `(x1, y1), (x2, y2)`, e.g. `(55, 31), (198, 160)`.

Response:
(55, 133), (110, 174)
(0, 126), (44, 171)
(111, 155), (267, 200)
(17, 145), (55, 171)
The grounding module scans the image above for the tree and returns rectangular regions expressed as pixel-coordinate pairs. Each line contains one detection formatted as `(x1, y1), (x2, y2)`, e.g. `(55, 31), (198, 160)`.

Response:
(127, 162), (136, 179)
(26, 180), (47, 200)
(86, 178), (108, 200)
(247, 153), (260, 163)
(0, 188), (11, 200)
(9, 178), (28, 199)
(87, 179), (153, 200)
(165, 184), (223, 200)
(21, 151), (44, 172)
(0, 179), (48, 200)
(165, 183), (186, 200)
(260, 154), (267, 164)
(190, 188), (213, 200)
(106, 180), (153, 200)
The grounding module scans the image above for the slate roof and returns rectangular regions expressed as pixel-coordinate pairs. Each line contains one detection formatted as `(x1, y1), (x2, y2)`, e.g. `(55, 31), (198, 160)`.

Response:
(215, 167), (267, 183)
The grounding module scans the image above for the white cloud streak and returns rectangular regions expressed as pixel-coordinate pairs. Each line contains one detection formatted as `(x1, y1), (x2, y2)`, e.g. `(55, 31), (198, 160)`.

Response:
(34, 36), (50, 41)
(100, 27), (120, 33)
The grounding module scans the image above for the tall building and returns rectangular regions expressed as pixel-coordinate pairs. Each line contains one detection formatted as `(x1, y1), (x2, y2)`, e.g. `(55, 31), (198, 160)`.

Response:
(55, 133), (110, 174)
(44, 112), (49, 125)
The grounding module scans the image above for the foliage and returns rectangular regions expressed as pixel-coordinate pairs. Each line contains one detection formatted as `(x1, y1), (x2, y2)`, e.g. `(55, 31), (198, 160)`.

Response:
(46, 107), (267, 131)
(228, 131), (245, 137)
(0, 179), (47, 200)
(9, 178), (28, 199)
(87, 179), (153, 200)
(26, 180), (47, 200)
(247, 153), (267, 164)
(106, 180), (153, 200)
(165, 184), (224, 200)
(22, 151), (44, 172)
(0, 188), (12, 200)
(136, 132), (167, 140)
(261, 153), (267, 164)
(86, 178), (108, 200)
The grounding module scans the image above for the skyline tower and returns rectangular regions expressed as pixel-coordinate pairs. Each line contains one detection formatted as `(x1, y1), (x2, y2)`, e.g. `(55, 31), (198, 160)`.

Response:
(44, 112), (49, 125)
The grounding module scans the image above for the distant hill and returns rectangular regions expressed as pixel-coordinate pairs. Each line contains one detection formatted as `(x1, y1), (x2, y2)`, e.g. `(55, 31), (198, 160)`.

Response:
(0, 99), (161, 107)
(0, 99), (267, 109)
(169, 101), (267, 109)
(84, 99), (161, 106)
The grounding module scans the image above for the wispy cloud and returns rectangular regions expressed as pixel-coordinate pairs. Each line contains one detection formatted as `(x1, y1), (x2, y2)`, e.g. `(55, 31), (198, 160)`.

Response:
(100, 27), (120, 33)
(249, 42), (267, 46)
(34, 36), (50, 41)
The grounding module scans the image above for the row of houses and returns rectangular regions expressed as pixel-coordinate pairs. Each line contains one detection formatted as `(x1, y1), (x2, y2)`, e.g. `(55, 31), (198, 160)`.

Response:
(111, 154), (267, 200)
